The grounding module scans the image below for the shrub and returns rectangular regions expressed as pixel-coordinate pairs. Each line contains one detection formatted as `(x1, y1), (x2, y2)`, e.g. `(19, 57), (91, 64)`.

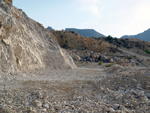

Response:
(120, 39), (125, 43)
(105, 63), (116, 67)
(116, 44), (119, 48)
(126, 46), (130, 49)
(71, 31), (75, 34)
(127, 56), (132, 60)
(116, 40), (121, 45)
(106, 35), (113, 41)
(144, 50), (150, 54)
(98, 62), (103, 65)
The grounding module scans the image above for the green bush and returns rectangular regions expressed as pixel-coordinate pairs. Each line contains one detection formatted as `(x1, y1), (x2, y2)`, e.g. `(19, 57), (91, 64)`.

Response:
(116, 44), (119, 48)
(127, 56), (132, 60)
(120, 39), (125, 43)
(126, 46), (130, 49)
(106, 35), (113, 41)
(144, 50), (150, 54)
(71, 31), (75, 34)
(98, 62), (103, 65)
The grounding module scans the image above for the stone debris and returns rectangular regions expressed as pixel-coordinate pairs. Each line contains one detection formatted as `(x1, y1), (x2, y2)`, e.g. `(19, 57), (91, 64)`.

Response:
(0, 67), (150, 113)
(1, 0), (150, 113)
(68, 49), (150, 67)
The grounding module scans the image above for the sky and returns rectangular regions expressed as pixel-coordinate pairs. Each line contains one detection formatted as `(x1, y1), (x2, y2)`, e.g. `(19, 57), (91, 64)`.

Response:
(13, 0), (150, 38)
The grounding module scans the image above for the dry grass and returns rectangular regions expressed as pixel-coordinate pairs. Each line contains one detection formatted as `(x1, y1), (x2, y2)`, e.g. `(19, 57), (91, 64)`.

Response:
(105, 63), (116, 67)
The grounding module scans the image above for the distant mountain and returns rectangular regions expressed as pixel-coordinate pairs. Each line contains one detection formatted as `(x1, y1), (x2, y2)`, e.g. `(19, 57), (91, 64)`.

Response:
(65, 28), (106, 37)
(121, 28), (150, 41)
(46, 26), (53, 30)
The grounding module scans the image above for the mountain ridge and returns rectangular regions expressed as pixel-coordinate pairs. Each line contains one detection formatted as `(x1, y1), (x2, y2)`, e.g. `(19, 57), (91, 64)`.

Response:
(65, 28), (106, 37)
(121, 28), (150, 41)
(47, 26), (53, 30)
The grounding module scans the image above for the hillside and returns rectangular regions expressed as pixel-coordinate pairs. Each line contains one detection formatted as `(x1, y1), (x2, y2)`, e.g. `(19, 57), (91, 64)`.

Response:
(65, 28), (106, 37)
(50, 29), (150, 67)
(95, 36), (150, 56)
(121, 28), (150, 41)
(51, 30), (118, 53)
(2, 1), (150, 113)
(0, 0), (76, 73)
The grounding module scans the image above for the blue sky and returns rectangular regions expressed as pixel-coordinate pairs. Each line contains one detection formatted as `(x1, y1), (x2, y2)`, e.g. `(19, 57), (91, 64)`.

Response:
(13, 0), (150, 38)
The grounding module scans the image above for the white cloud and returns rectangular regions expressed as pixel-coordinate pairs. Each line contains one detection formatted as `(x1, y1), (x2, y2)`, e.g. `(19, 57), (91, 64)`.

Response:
(80, 0), (99, 4)
(83, 20), (99, 25)
(88, 5), (101, 18)
(79, 0), (101, 18)
(118, 0), (150, 36)
(100, 7), (106, 10)
(78, 0), (150, 37)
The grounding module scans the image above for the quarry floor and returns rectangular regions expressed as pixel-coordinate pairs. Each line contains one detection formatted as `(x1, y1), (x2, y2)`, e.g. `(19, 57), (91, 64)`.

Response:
(1, 62), (150, 113)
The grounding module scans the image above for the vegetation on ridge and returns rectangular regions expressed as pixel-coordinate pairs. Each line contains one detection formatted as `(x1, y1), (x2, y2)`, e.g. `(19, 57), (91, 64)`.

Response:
(51, 30), (118, 53)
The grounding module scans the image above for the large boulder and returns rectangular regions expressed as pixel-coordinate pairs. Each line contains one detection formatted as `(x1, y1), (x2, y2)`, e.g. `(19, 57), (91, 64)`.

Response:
(0, 1), (76, 73)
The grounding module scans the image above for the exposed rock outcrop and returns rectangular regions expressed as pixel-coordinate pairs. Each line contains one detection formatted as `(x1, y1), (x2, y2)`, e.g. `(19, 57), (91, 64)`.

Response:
(1, 0), (12, 5)
(0, 1), (76, 73)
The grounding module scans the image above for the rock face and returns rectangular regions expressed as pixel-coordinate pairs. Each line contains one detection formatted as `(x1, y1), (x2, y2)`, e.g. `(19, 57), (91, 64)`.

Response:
(1, 0), (12, 5)
(0, 1), (76, 73)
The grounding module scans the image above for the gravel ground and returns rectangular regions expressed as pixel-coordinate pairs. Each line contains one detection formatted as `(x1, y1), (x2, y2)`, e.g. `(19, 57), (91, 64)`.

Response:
(1, 63), (150, 113)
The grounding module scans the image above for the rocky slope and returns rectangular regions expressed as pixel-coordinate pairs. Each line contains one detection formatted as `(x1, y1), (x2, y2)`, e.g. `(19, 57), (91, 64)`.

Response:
(1, 1), (150, 113)
(121, 28), (150, 41)
(0, 0), (76, 74)
(51, 30), (118, 53)
(50, 30), (150, 67)
(97, 36), (150, 57)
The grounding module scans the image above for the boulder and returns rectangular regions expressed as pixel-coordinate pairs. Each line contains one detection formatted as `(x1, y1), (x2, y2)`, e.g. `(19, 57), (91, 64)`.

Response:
(90, 53), (96, 59)
(86, 58), (92, 62)
(102, 56), (109, 63)
(73, 54), (81, 61)
(109, 58), (114, 63)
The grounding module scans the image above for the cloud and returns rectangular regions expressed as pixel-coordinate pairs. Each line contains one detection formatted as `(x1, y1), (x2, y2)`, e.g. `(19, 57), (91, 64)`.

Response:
(80, 0), (99, 4)
(83, 20), (99, 25)
(115, 0), (150, 36)
(88, 5), (101, 18)
(100, 7), (106, 10)
(79, 0), (101, 18)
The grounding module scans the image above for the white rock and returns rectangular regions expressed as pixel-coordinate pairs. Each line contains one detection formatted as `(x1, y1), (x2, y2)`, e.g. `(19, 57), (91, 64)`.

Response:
(119, 105), (129, 112)
(137, 91), (145, 97)
(146, 93), (150, 98)
(32, 100), (42, 108)
(132, 78), (137, 82)
(109, 108), (115, 112)
(42, 103), (49, 109)
(112, 104), (119, 110)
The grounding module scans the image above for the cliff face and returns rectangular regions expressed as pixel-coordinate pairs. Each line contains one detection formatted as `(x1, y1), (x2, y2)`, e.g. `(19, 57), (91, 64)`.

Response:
(1, 0), (12, 5)
(0, 1), (76, 73)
